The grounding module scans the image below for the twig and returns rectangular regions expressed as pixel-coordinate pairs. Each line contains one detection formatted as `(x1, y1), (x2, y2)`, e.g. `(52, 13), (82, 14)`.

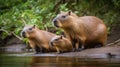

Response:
(106, 39), (120, 46)
(12, 32), (23, 40)
(0, 29), (23, 40)
(0, 29), (11, 35)
(21, 18), (27, 26)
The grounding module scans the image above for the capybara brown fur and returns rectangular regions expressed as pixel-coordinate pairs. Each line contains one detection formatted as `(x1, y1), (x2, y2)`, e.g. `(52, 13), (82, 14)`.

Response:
(21, 25), (57, 53)
(50, 35), (73, 53)
(53, 11), (107, 51)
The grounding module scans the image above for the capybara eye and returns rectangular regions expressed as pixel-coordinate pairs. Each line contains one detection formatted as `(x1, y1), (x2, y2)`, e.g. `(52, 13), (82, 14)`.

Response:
(29, 28), (32, 30)
(61, 15), (66, 18)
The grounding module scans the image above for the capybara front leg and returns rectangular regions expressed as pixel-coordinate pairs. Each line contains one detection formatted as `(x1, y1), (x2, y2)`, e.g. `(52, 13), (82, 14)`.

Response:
(94, 43), (103, 48)
(35, 45), (42, 54)
(72, 41), (76, 52)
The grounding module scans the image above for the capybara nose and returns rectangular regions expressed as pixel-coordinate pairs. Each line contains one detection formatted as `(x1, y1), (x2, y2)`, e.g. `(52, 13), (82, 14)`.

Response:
(50, 42), (54, 46)
(22, 31), (26, 38)
(53, 19), (59, 27)
(53, 20), (57, 23)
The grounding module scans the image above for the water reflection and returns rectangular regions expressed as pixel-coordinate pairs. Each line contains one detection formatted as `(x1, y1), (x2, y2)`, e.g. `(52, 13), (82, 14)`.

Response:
(30, 56), (120, 67)
(30, 56), (74, 67)
(0, 54), (120, 67)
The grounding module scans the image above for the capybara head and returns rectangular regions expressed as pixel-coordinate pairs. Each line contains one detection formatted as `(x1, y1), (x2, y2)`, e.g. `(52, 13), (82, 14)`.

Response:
(21, 25), (38, 38)
(52, 10), (78, 28)
(50, 35), (65, 46)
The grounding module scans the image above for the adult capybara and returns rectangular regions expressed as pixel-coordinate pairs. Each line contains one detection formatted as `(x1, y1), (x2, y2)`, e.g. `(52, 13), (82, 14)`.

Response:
(21, 25), (57, 53)
(53, 11), (107, 51)
(50, 35), (73, 53)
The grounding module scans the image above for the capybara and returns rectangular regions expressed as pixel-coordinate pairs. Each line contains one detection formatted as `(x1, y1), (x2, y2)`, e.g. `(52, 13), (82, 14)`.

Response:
(50, 35), (73, 53)
(21, 25), (57, 53)
(53, 11), (107, 51)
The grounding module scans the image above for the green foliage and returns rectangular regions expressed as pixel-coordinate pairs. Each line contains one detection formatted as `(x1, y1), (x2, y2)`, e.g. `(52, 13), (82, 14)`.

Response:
(0, 0), (56, 43)
(59, 3), (68, 11)
(0, 0), (120, 45)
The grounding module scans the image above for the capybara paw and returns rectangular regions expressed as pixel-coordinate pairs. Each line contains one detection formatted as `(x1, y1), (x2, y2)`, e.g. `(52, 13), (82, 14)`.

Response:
(56, 52), (61, 54)
(58, 52), (62, 54)
(72, 48), (76, 52)
(57, 51), (63, 54)
(35, 52), (42, 54)
(94, 44), (102, 48)
(77, 48), (84, 51)
(60, 51), (63, 53)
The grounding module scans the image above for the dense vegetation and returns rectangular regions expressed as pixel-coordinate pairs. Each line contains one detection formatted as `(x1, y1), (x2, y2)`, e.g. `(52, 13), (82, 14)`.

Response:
(0, 0), (120, 45)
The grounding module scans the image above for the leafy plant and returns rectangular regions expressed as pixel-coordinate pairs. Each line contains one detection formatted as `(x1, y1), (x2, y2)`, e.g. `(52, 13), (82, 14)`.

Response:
(0, 0), (120, 45)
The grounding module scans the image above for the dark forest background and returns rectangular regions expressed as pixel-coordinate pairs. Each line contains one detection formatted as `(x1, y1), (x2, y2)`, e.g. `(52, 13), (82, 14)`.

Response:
(0, 0), (120, 46)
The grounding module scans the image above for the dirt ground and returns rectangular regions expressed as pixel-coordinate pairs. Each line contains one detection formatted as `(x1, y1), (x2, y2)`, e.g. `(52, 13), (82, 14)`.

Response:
(107, 26), (120, 44)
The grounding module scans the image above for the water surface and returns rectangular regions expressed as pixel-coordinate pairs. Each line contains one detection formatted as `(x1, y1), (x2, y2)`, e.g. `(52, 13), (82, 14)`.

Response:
(0, 53), (120, 67)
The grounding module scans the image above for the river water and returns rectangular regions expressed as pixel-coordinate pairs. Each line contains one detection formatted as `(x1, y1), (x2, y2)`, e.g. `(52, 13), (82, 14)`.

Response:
(0, 53), (120, 67)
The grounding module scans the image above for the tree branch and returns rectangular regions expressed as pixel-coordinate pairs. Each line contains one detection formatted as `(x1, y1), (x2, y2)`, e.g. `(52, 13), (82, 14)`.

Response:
(0, 29), (11, 35)
(11, 32), (23, 41)
(21, 18), (27, 26)
(0, 29), (23, 40)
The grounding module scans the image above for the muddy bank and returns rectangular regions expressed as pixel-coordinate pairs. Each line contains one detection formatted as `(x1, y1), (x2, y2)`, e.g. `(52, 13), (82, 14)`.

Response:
(0, 44), (27, 53)
(58, 46), (120, 58)
(3, 45), (119, 59)
(0, 31), (120, 58)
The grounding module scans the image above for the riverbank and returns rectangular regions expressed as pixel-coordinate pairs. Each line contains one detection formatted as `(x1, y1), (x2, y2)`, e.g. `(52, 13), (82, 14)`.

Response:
(1, 45), (119, 59)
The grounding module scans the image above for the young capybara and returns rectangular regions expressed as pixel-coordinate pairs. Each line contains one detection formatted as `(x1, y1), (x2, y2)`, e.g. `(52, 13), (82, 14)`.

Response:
(21, 25), (57, 53)
(50, 35), (73, 53)
(53, 11), (107, 51)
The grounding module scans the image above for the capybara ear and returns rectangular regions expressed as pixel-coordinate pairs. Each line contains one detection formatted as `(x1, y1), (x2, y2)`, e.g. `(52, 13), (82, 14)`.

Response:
(68, 10), (72, 15)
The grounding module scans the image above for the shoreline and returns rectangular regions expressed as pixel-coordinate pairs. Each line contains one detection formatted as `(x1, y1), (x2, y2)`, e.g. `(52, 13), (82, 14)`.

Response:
(1, 46), (120, 59)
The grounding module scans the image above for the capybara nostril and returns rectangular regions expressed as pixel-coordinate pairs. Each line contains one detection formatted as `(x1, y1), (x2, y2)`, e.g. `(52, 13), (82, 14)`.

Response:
(22, 31), (26, 38)
(53, 20), (59, 27)
(53, 19), (57, 23)
(50, 42), (54, 46)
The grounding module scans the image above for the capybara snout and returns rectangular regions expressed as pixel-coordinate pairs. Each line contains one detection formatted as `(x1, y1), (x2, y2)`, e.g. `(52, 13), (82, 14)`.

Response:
(21, 31), (26, 38)
(50, 41), (54, 46)
(53, 19), (59, 27)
